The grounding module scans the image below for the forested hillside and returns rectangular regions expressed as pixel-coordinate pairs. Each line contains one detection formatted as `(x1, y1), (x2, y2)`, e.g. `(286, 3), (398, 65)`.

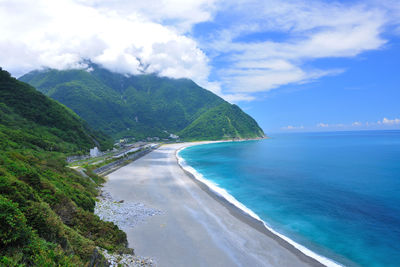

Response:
(1, 69), (112, 152)
(0, 68), (127, 265)
(20, 64), (265, 140)
(179, 103), (266, 140)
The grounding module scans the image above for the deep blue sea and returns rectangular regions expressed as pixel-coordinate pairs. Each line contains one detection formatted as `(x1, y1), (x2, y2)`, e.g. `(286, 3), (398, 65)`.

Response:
(179, 131), (400, 267)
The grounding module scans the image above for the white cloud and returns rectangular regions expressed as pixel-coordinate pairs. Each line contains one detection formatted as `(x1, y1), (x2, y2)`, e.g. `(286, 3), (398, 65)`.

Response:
(0, 0), (399, 103)
(310, 118), (400, 130)
(222, 93), (255, 102)
(201, 0), (392, 98)
(317, 123), (329, 128)
(76, 0), (219, 33)
(379, 117), (400, 125)
(281, 125), (304, 130)
(220, 62), (343, 93)
(0, 0), (220, 95)
(316, 122), (346, 128)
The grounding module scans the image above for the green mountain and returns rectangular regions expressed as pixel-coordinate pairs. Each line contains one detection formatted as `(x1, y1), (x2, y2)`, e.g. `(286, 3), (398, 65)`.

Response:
(180, 103), (265, 140)
(1, 68), (113, 152)
(20, 64), (265, 140)
(0, 68), (127, 265)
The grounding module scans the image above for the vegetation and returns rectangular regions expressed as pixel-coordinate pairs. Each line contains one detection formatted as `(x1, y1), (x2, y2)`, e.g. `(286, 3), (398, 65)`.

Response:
(179, 103), (266, 140)
(0, 68), (128, 265)
(20, 63), (265, 140)
(1, 69), (113, 152)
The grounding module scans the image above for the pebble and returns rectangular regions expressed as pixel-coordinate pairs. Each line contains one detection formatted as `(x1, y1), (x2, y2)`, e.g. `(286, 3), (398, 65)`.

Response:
(94, 191), (160, 266)
(95, 191), (162, 229)
(98, 247), (155, 267)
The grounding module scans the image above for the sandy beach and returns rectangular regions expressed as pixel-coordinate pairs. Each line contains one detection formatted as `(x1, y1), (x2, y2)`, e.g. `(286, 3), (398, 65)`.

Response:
(102, 142), (325, 267)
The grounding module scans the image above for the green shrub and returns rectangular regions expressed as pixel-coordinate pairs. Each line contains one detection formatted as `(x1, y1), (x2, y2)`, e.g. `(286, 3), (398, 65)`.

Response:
(0, 196), (31, 248)
(24, 236), (80, 266)
(0, 174), (40, 207)
(25, 202), (69, 249)
(72, 209), (128, 251)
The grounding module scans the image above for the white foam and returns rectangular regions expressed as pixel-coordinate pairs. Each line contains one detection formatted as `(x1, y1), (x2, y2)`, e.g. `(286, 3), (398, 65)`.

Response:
(177, 146), (343, 267)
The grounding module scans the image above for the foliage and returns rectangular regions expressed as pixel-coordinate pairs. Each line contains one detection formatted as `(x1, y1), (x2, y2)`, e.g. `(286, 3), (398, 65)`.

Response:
(0, 196), (31, 248)
(0, 68), (126, 265)
(179, 103), (265, 140)
(1, 68), (113, 151)
(20, 63), (265, 140)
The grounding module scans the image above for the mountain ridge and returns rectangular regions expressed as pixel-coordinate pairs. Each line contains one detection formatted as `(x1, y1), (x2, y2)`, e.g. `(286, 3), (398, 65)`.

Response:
(20, 64), (265, 141)
(1, 68), (112, 152)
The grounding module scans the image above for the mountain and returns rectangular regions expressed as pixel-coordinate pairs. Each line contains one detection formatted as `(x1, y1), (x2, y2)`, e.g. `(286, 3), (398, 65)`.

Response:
(0, 68), (113, 152)
(20, 64), (265, 140)
(0, 68), (126, 265)
(180, 103), (265, 140)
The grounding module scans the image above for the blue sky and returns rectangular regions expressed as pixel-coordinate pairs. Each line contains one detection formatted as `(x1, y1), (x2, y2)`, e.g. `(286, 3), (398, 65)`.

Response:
(0, 0), (399, 133)
(187, 0), (400, 133)
(243, 35), (400, 133)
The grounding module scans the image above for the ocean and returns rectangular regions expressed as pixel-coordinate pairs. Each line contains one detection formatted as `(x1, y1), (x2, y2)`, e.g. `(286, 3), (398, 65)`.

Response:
(178, 131), (400, 267)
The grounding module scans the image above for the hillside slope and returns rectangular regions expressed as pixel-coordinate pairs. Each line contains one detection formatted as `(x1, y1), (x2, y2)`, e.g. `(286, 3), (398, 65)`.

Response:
(0, 68), (126, 265)
(1, 69), (112, 151)
(179, 103), (266, 140)
(20, 64), (265, 140)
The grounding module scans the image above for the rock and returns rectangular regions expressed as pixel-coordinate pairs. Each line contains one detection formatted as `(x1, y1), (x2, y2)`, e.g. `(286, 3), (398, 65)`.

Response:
(94, 191), (159, 266)
(98, 247), (155, 267)
(89, 248), (109, 267)
(94, 191), (162, 229)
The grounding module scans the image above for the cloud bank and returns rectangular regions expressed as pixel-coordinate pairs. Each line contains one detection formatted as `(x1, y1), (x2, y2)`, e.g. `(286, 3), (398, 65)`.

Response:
(379, 117), (400, 125)
(0, 0), (398, 101)
(281, 117), (400, 131)
(0, 0), (216, 89)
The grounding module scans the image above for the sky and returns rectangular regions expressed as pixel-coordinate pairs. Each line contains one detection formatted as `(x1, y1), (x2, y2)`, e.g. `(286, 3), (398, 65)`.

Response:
(0, 0), (399, 133)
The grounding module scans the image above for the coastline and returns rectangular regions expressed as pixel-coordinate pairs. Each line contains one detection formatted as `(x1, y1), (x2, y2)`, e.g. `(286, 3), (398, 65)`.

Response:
(176, 141), (342, 267)
(101, 142), (335, 266)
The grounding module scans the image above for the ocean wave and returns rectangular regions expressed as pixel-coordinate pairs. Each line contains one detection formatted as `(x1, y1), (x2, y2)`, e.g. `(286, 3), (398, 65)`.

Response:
(177, 145), (342, 267)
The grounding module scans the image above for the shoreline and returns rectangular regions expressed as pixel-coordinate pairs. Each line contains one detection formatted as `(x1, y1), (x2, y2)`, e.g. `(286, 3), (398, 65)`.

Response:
(176, 141), (342, 267)
(101, 142), (336, 266)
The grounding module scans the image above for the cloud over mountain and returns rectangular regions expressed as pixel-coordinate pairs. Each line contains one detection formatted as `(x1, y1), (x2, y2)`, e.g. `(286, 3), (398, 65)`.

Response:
(0, 0), (215, 88)
(0, 0), (398, 102)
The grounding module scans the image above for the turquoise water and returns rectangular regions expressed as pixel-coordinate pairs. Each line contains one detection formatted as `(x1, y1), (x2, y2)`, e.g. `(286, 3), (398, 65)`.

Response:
(179, 131), (400, 267)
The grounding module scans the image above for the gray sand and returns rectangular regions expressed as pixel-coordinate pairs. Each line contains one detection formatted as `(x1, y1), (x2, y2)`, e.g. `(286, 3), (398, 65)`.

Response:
(103, 143), (325, 267)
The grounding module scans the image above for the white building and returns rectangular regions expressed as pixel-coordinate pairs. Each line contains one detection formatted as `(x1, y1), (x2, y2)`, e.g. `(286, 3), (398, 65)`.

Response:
(90, 147), (101, 157)
(169, 134), (179, 139)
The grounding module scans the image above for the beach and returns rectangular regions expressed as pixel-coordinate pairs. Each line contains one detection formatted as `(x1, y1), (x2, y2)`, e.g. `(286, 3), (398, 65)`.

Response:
(102, 142), (326, 267)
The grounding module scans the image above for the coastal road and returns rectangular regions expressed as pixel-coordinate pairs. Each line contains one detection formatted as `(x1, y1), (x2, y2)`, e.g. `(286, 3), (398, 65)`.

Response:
(103, 143), (323, 267)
